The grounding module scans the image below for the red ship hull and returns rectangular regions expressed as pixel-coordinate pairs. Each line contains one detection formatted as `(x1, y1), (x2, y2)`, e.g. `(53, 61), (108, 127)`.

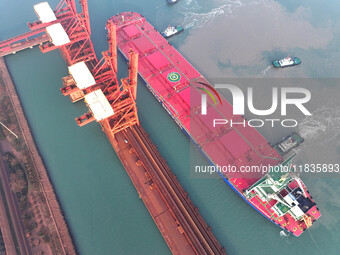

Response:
(111, 12), (321, 237)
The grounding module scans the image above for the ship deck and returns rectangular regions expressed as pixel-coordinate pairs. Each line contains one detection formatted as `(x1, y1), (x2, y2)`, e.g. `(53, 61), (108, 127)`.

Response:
(112, 13), (282, 190)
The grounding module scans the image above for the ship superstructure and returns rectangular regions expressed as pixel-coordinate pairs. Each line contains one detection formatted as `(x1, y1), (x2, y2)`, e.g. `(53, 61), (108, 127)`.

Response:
(273, 56), (301, 67)
(161, 25), (183, 38)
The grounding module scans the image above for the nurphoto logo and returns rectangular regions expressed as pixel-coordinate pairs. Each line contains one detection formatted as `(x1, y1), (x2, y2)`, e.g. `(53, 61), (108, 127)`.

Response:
(197, 82), (312, 128)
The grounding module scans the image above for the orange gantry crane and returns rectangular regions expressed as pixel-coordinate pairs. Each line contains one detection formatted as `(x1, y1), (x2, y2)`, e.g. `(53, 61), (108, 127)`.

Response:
(28, 0), (96, 66)
(26, 0), (139, 134)
(75, 27), (139, 135)
(0, 0), (140, 135)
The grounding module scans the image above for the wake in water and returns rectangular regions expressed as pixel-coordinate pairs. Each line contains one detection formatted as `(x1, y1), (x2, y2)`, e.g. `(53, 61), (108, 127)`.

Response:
(308, 229), (325, 255)
(180, 0), (249, 29)
(259, 65), (272, 76)
(279, 230), (291, 245)
(280, 230), (289, 237)
(155, 2), (167, 9)
(183, 0), (202, 11)
(299, 106), (340, 142)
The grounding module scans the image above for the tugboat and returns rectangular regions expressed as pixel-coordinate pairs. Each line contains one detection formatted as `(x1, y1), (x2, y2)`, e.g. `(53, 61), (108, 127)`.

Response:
(273, 56), (301, 68)
(273, 133), (304, 156)
(161, 25), (183, 38)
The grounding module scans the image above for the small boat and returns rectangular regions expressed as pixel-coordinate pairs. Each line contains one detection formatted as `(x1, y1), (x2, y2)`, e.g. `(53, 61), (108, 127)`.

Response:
(161, 25), (183, 38)
(273, 56), (301, 68)
(167, 0), (178, 4)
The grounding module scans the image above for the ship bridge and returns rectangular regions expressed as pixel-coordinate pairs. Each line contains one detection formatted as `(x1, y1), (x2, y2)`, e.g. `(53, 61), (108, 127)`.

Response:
(244, 155), (315, 221)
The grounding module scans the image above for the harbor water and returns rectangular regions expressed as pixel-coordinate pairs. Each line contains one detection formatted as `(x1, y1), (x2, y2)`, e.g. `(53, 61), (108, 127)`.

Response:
(0, 0), (339, 254)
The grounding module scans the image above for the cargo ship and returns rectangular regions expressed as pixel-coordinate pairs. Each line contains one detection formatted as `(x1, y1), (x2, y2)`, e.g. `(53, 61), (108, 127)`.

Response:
(273, 56), (301, 68)
(111, 12), (320, 237)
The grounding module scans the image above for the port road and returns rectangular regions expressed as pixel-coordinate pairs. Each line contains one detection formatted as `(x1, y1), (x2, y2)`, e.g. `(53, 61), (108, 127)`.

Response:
(0, 156), (32, 255)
